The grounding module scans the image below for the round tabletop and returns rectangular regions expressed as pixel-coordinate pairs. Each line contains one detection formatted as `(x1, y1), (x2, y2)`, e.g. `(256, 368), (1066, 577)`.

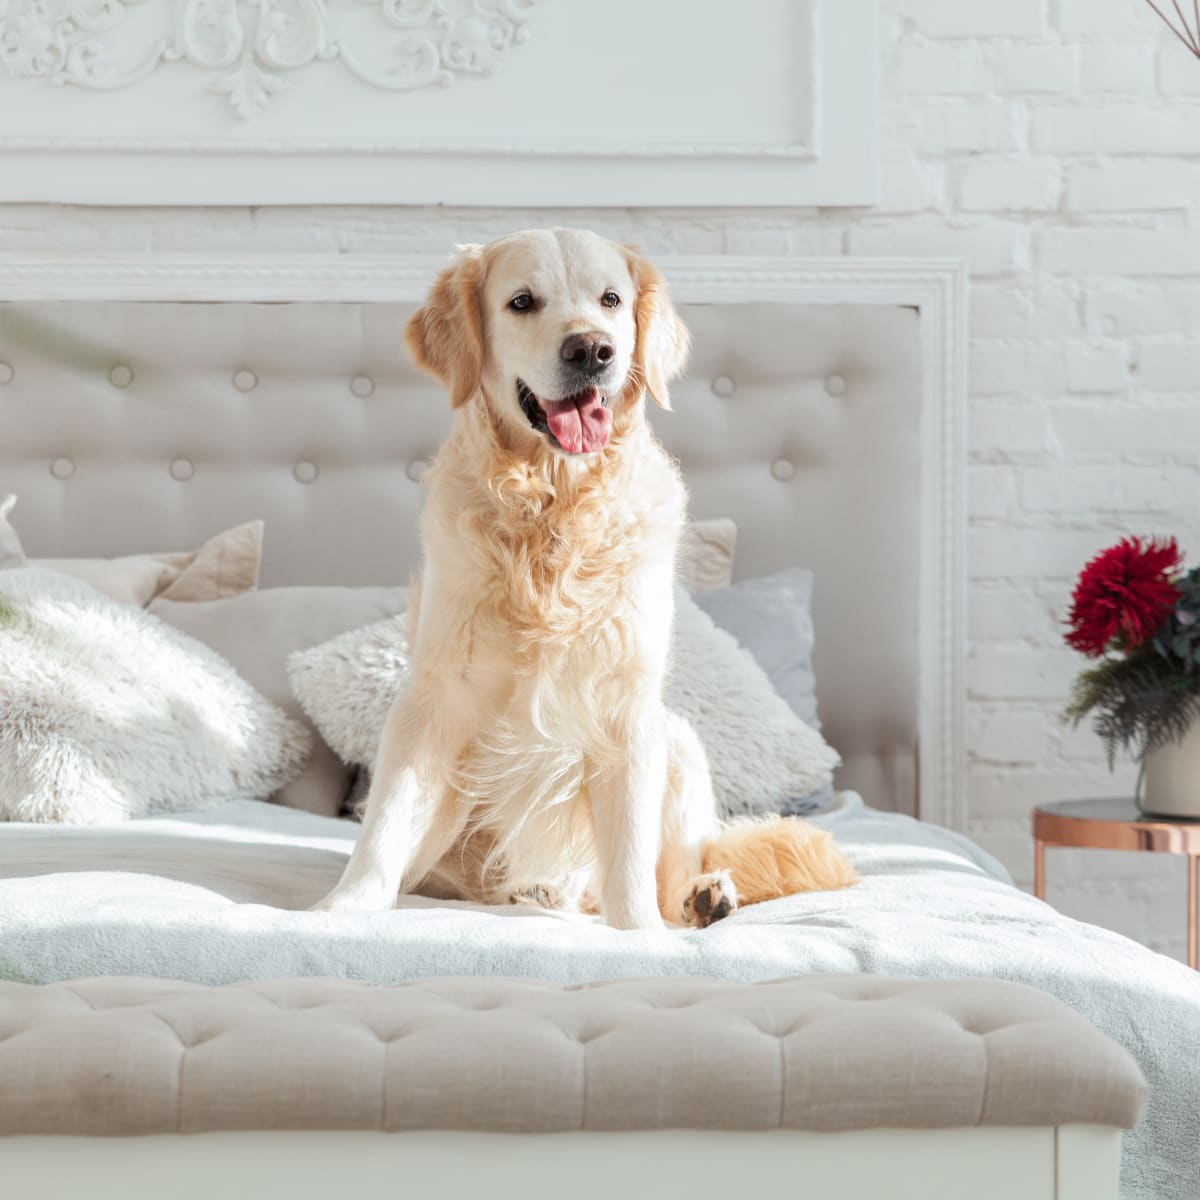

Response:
(1033, 798), (1200, 854)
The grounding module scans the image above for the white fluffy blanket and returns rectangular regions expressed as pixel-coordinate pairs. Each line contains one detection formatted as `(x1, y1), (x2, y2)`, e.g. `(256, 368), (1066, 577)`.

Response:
(0, 795), (1195, 1200)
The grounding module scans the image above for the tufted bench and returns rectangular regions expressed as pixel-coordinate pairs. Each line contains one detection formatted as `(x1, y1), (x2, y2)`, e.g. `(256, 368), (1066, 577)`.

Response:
(0, 974), (1144, 1199)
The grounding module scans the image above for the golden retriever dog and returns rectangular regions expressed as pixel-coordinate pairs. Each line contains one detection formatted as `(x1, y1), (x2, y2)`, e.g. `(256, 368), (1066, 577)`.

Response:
(313, 228), (857, 929)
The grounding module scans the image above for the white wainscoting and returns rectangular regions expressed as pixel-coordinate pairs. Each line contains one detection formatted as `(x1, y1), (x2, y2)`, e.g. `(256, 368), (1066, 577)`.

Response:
(0, 0), (879, 206)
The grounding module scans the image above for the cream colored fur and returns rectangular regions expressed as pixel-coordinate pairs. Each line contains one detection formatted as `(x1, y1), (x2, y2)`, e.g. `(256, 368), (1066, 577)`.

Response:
(313, 228), (857, 930)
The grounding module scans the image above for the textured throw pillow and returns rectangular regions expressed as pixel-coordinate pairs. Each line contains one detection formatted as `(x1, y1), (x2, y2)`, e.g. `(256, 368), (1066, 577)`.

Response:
(0, 567), (310, 824)
(678, 517), (737, 591)
(694, 568), (820, 728)
(288, 588), (838, 820)
(0, 495), (24, 571)
(152, 586), (407, 817)
(669, 590), (838, 816)
(287, 614), (413, 769)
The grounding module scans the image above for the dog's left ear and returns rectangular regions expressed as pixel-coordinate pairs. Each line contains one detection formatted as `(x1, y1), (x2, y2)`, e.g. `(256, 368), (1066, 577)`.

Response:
(406, 244), (485, 409)
(625, 247), (690, 412)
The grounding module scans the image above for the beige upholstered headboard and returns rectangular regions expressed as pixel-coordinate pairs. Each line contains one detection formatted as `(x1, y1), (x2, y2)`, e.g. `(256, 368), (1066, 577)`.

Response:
(0, 255), (965, 825)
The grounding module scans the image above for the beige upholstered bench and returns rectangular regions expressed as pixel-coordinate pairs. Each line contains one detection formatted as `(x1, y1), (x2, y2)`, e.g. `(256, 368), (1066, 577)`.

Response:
(0, 974), (1145, 1200)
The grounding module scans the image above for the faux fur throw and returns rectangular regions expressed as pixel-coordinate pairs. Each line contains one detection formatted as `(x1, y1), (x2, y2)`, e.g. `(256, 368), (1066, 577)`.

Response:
(288, 588), (839, 818)
(0, 567), (310, 824)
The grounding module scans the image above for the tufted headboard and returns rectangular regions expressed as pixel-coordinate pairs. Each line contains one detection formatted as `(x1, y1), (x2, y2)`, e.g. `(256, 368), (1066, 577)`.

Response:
(0, 255), (965, 825)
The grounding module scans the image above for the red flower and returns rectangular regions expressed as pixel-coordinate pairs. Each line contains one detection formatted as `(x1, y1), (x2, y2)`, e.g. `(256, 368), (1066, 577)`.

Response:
(1065, 536), (1183, 657)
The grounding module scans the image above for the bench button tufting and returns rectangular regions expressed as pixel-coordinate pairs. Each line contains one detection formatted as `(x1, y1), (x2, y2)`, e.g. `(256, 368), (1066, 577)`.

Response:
(351, 375), (375, 398)
(50, 457), (75, 480)
(771, 458), (795, 482)
(825, 373), (847, 398)
(406, 460), (428, 483)
(170, 458), (194, 482)
(233, 370), (258, 393)
(294, 461), (318, 485)
(0, 361), (13, 384)
(711, 375), (736, 399)
(108, 364), (134, 389)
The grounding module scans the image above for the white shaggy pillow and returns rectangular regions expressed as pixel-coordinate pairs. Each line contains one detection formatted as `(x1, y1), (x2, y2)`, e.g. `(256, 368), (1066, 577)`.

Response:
(0, 567), (311, 824)
(287, 588), (838, 818)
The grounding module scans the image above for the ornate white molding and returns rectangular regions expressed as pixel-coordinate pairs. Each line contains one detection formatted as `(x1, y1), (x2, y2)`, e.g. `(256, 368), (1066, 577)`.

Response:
(0, 0), (545, 119)
(0, 251), (963, 828)
(0, 0), (878, 204)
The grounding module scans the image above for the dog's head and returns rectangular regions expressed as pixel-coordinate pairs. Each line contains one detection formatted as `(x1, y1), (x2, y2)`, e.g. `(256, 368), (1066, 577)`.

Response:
(406, 228), (689, 457)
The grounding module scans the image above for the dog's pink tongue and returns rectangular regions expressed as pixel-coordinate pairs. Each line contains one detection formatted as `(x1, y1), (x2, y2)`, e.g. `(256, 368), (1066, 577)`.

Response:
(541, 388), (612, 454)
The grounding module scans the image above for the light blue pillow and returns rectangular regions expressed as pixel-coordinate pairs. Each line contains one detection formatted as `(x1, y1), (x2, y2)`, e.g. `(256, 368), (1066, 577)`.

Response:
(693, 567), (832, 816)
(693, 567), (819, 728)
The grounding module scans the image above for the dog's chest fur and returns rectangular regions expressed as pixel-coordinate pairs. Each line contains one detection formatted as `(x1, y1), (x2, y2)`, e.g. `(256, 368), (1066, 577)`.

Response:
(430, 426), (684, 664)
(417, 426), (685, 884)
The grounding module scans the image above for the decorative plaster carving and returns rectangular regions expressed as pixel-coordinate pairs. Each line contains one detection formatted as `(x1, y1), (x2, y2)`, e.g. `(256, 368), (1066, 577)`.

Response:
(0, 0), (545, 118)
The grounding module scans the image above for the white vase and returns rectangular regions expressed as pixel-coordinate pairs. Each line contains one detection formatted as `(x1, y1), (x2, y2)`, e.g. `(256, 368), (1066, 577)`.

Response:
(1140, 714), (1200, 819)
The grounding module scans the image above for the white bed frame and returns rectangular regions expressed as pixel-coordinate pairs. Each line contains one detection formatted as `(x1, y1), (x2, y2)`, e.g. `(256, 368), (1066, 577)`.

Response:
(0, 253), (1117, 1199)
(0, 252), (966, 827)
(5, 1127), (1118, 1200)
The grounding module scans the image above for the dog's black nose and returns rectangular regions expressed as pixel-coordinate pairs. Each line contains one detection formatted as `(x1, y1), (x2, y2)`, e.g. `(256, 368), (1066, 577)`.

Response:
(561, 331), (615, 373)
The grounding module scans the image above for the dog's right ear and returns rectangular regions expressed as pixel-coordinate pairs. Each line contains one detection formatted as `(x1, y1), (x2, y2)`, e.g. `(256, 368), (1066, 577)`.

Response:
(406, 245), (485, 409)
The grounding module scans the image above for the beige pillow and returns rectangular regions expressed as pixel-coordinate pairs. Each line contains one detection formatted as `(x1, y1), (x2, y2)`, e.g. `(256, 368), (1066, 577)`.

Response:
(152, 586), (408, 817)
(34, 520), (264, 608)
(0, 494), (24, 571)
(678, 517), (738, 591)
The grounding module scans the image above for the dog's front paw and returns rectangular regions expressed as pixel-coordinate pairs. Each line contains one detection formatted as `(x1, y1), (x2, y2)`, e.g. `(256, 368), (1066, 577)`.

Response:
(682, 871), (738, 928)
(309, 881), (396, 913)
(508, 884), (566, 910)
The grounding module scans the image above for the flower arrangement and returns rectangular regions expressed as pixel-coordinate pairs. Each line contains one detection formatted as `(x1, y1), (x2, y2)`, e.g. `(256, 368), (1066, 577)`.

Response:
(1064, 536), (1200, 765)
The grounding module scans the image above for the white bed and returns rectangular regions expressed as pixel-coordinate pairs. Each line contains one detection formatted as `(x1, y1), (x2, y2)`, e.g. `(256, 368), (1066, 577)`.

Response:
(0, 794), (1190, 1199)
(0, 254), (1185, 1200)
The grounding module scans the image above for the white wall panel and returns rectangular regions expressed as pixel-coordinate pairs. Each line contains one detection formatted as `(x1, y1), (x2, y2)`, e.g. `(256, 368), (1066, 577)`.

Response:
(0, 0), (879, 205)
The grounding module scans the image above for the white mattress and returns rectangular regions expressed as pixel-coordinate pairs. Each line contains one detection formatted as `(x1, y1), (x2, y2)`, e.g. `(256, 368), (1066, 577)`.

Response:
(0, 795), (1195, 1200)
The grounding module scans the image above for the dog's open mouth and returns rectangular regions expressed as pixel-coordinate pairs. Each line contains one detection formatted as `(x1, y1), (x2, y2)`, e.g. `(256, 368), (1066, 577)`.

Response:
(518, 380), (612, 455)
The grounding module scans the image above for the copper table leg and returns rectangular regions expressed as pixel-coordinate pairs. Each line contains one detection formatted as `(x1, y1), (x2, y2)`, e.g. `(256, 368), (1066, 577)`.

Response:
(1190, 855), (1198, 971)
(1034, 839), (1045, 900)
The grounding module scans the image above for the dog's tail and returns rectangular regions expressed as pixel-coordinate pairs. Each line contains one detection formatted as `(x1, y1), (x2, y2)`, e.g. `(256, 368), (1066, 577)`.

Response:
(701, 815), (858, 907)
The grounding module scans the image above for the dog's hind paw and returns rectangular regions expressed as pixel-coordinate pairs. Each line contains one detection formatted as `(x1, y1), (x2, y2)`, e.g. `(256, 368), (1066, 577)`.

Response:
(682, 871), (738, 928)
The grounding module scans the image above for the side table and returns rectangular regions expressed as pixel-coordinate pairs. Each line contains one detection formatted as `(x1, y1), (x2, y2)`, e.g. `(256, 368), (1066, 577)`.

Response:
(1032, 798), (1200, 970)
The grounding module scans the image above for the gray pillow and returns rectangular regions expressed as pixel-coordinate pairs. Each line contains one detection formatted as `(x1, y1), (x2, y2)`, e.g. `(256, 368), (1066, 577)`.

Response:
(693, 567), (819, 728)
(151, 586), (407, 818)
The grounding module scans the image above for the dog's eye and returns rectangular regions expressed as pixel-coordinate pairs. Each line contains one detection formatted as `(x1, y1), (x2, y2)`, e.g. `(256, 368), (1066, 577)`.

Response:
(508, 293), (535, 313)
(600, 291), (621, 309)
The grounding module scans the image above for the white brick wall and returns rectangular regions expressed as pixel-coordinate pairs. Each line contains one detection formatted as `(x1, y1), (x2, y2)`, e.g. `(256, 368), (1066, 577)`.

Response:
(3, 0), (1198, 960)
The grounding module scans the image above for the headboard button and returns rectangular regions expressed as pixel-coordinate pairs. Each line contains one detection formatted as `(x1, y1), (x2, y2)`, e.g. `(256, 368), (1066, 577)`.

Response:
(351, 375), (375, 398)
(0, 361), (13, 385)
(406, 460), (429, 483)
(294, 461), (318, 484)
(825, 373), (847, 397)
(50, 457), (75, 480)
(711, 375), (736, 399)
(108, 364), (134, 389)
(233, 370), (258, 393)
(771, 458), (795, 482)
(170, 458), (195, 482)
